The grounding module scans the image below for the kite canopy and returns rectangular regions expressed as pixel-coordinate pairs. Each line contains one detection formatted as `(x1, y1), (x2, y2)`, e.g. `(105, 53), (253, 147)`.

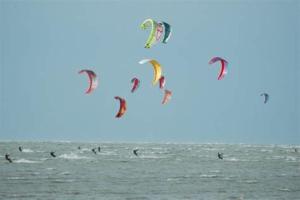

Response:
(140, 19), (159, 48)
(78, 69), (98, 94)
(260, 93), (269, 104)
(161, 22), (172, 43)
(139, 59), (162, 86)
(141, 19), (172, 48)
(115, 96), (127, 118)
(209, 57), (228, 80)
(131, 77), (140, 93)
(162, 90), (172, 104)
(159, 76), (166, 89)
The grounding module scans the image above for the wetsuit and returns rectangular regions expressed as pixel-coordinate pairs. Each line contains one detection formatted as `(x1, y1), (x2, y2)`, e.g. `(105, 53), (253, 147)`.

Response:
(133, 149), (138, 156)
(218, 152), (223, 159)
(50, 152), (56, 158)
(5, 154), (12, 163)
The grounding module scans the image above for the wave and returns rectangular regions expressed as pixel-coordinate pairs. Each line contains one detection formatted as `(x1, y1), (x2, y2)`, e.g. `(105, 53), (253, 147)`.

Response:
(100, 151), (118, 156)
(58, 152), (90, 160)
(260, 149), (273, 153)
(199, 174), (218, 178)
(22, 149), (34, 153)
(244, 180), (258, 184)
(209, 170), (220, 173)
(285, 156), (296, 161)
(79, 148), (91, 152)
(271, 156), (297, 161)
(59, 171), (71, 175)
(139, 155), (166, 159)
(7, 177), (25, 180)
(278, 188), (291, 192)
(14, 159), (40, 164)
(225, 158), (239, 162)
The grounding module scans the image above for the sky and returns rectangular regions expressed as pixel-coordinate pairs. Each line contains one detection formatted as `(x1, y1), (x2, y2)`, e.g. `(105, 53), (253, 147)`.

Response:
(0, 0), (299, 144)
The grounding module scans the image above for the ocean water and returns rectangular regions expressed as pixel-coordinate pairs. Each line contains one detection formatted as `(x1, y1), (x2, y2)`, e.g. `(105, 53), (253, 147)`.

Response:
(0, 142), (299, 200)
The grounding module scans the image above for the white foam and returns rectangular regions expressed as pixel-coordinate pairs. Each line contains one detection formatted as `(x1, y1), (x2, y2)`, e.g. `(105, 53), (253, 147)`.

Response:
(226, 158), (239, 162)
(260, 149), (273, 153)
(278, 188), (290, 192)
(60, 171), (71, 175)
(58, 152), (89, 160)
(22, 149), (34, 153)
(139, 155), (165, 159)
(199, 174), (218, 178)
(14, 159), (39, 163)
(7, 177), (23, 180)
(100, 151), (118, 156)
(244, 180), (258, 184)
(285, 156), (296, 161)
(209, 170), (220, 173)
(80, 148), (91, 152)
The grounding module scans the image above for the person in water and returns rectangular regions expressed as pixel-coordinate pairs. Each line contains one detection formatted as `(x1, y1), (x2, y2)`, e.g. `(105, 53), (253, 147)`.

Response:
(5, 154), (12, 163)
(92, 148), (97, 154)
(217, 152), (223, 159)
(50, 152), (56, 158)
(133, 149), (139, 156)
(78, 146), (81, 150)
(97, 146), (101, 152)
(18, 146), (23, 152)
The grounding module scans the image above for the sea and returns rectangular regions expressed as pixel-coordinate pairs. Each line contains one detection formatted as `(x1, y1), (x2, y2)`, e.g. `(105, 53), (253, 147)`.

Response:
(0, 142), (299, 200)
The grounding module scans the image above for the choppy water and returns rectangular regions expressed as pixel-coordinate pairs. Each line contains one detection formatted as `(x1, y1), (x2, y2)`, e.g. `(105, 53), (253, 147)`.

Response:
(1, 142), (300, 200)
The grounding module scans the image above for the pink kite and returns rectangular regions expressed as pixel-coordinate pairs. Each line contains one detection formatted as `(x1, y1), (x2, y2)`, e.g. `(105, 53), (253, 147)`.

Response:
(159, 76), (165, 89)
(131, 77), (140, 93)
(78, 69), (98, 94)
(115, 96), (127, 118)
(209, 57), (228, 80)
(162, 90), (172, 105)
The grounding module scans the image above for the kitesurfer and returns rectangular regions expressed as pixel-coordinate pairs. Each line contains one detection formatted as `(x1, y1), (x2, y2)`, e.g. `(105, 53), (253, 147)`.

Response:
(18, 146), (23, 152)
(133, 149), (139, 156)
(50, 152), (56, 158)
(217, 152), (223, 159)
(5, 154), (12, 163)
(92, 148), (97, 154)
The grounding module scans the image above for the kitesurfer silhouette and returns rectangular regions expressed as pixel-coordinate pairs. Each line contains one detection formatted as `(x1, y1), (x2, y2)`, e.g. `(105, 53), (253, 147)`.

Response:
(50, 152), (56, 158)
(217, 152), (223, 159)
(92, 148), (97, 154)
(5, 154), (12, 163)
(133, 149), (139, 156)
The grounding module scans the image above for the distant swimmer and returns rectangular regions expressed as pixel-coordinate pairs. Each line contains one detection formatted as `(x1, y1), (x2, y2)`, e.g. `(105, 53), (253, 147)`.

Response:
(97, 146), (101, 152)
(18, 146), (23, 152)
(5, 154), (12, 163)
(295, 148), (298, 153)
(133, 149), (139, 156)
(78, 146), (81, 150)
(217, 152), (223, 159)
(50, 152), (56, 158)
(92, 148), (97, 154)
